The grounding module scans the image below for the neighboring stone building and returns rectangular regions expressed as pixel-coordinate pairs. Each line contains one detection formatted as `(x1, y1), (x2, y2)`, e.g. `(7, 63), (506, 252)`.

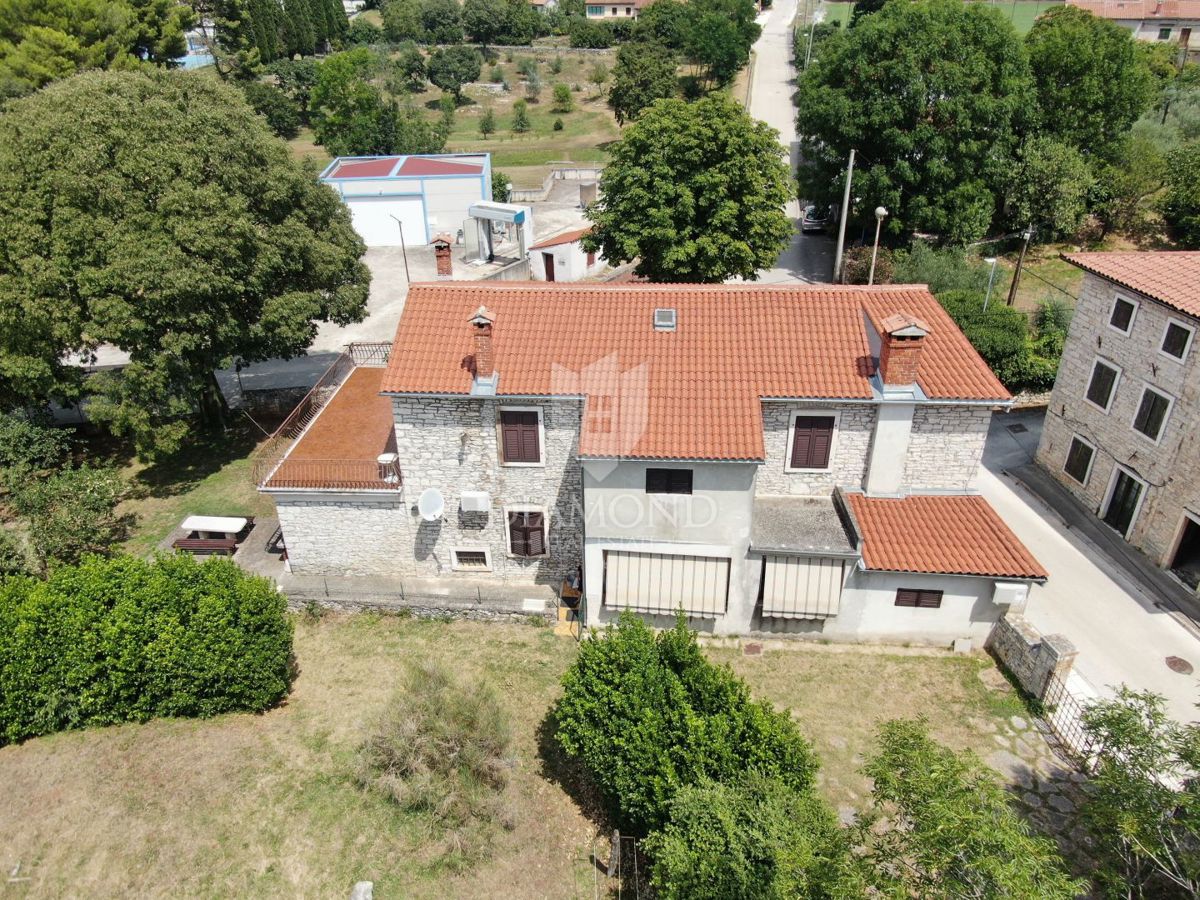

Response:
(258, 282), (1046, 643)
(1037, 252), (1200, 590)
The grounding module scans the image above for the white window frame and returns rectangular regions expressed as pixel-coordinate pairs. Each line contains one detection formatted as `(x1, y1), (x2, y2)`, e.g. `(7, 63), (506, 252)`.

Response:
(1107, 294), (1139, 336)
(784, 409), (841, 473)
(1158, 317), (1195, 363)
(450, 547), (493, 572)
(1101, 464), (1149, 540)
(503, 503), (550, 559)
(1084, 356), (1122, 413)
(1130, 383), (1175, 445)
(497, 405), (546, 468)
(1062, 433), (1097, 486)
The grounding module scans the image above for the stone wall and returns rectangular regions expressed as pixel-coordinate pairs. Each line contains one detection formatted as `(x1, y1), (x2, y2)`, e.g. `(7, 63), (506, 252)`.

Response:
(275, 495), (411, 577)
(986, 613), (1077, 699)
(755, 402), (875, 495)
(1036, 271), (1200, 563)
(903, 405), (992, 491)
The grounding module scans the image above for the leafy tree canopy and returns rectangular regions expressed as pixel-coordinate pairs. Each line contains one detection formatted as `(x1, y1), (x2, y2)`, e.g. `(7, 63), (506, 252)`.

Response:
(795, 0), (1035, 245)
(1005, 135), (1093, 239)
(608, 37), (678, 124)
(427, 44), (480, 101)
(241, 79), (302, 138)
(1163, 142), (1200, 248)
(0, 70), (369, 457)
(1025, 5), (1157, 158)
(586, 92), (793, 282)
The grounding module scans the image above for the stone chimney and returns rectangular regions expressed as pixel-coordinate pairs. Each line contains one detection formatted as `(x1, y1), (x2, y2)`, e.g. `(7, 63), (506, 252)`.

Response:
(877, 313), (930, 387)
(469, 306), (497, 394)
(432, 233), (453, 277)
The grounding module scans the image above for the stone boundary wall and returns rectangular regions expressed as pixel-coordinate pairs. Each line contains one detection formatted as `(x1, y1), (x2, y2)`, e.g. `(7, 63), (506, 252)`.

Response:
(480, 257), (532, 281)
(509, 167), (605, 202)
(986, 613), (1078, 699)
(284, 591), (553, 624)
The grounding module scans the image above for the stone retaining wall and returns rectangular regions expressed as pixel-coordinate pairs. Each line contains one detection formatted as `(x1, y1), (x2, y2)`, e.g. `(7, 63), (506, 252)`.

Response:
(986, 613), (1077, 699)
(285, 592), (552, 623)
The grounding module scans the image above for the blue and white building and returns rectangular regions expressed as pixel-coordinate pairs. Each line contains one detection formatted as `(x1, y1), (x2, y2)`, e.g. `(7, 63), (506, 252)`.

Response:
(319, 153), (493, 247)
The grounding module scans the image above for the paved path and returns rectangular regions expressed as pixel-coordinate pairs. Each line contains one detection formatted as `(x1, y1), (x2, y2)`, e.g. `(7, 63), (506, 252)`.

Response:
(745, 0), (836, 284)
(984, 409), (1200, 723)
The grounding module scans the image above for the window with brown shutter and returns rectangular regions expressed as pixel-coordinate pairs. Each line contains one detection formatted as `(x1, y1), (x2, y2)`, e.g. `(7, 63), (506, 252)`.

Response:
(500, 410), (541, 464)
(895, 588), (943, 609)
(790, 416), (835, 469)
(508, 511), (546, 557)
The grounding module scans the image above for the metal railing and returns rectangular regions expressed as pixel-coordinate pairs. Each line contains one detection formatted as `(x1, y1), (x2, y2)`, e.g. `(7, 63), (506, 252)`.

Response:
(1040, 671), (1098, 765)
(252, 342), (393, 490)
(254, 457), (402, 491)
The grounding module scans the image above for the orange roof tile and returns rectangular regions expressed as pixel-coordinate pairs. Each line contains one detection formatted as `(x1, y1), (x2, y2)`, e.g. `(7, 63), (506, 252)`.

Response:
(381, 283), (1009, 461)
(1063, 252), (1200, 319)
(1068, 0), (1200, 18)
(844, 493), (1047, 580)
(530, 226), (592, 250)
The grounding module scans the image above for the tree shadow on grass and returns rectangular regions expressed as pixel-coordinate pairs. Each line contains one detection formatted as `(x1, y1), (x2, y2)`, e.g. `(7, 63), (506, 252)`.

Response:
(111, 422), (266, 500)
(535, 705), (613, 832)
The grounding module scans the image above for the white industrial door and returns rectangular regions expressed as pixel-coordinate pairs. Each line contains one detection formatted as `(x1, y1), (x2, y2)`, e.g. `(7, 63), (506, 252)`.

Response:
(604, 550), (730, 618)
(761, 555), (844, 619)
(346, 196), (426, 247)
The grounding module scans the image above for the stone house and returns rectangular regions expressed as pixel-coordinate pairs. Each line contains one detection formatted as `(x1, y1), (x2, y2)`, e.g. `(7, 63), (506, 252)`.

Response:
(1037, 252), (1200, 590)
(259, 282), (1046, 644)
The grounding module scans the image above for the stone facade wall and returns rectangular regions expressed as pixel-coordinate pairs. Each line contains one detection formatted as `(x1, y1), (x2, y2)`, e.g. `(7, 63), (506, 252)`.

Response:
(275, 495), (411, 577)
(1036, 271), (1200, 563)
(903, 405), (992, 491)
(755, 402), (875, 495)
(986, 613), (1077, 699)
(391, 395), (583, 586)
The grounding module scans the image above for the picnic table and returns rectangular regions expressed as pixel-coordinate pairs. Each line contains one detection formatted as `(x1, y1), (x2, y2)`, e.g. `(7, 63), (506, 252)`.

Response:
(173, 515), (253, 555)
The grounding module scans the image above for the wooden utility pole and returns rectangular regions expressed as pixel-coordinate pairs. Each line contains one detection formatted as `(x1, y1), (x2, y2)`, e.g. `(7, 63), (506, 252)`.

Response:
(1005, 225), (1033, 307)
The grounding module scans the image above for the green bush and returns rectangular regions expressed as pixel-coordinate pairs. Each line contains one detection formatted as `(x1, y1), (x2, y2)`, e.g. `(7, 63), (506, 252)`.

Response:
(892, 242), (991, 294)
(554, 614), (819, 835)
(0, 554), (293, 744)
(937, 289), (1028, 367)
(10, 465), (128, 569)
(0, 412), (70, 474)
(645, 774), (864, 899)
(357, 661), (512, 866)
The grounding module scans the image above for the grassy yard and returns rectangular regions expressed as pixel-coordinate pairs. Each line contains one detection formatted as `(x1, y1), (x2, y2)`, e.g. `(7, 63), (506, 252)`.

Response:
(0, 614), (1051, 898)
(819, 0), (1061, 32)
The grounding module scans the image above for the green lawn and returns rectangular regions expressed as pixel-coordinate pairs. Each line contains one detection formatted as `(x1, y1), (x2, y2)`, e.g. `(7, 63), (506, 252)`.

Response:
(819, 0), (1061, 32)
(0, 614), (1055, 898)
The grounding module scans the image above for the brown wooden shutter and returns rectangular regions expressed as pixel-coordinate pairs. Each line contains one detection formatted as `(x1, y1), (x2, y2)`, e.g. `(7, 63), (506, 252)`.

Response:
(895, 588), (942, 608)
(526, 512), (545, 555)
(791, 416), (835, 468)
(508, 511), (527, 555)
(500, 411), (541, 463)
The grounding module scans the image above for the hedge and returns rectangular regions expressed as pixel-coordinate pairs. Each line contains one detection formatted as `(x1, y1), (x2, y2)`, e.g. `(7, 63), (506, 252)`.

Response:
(0, 554), (293, 744)
(554, 613), (820, 835)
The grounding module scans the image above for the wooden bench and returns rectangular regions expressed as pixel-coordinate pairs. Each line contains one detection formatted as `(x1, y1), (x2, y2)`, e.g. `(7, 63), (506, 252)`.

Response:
(172, 537), (238, 555)
(560, 580), (582, 611)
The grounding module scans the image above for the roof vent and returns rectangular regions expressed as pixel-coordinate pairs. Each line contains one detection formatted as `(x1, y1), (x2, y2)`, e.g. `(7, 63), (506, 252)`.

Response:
(653, 308), (677, 332)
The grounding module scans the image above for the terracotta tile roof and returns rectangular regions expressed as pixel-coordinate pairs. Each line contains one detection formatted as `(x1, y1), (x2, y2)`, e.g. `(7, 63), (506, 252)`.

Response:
(844, 493), (1047, 580)
(381, 283), (1009, 461)
(530, 226), (592, 250)
(1068, 0), (1200, 18)
(1063, 252), (1200, 319)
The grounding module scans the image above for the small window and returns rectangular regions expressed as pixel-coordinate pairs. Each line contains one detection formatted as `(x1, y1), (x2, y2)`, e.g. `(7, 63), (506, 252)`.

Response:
(1133, 386), (1172, 442)
(646, 468), (693, 494)
(1063, 436), (1095, 485)
(1159, 26), (1172, 39)
(1085, 359), (1120, 412)
(610, 5), (616, 12)
(789, 415), (835, 469)
(508, 510), (547, 557)
(586, 4), (602, 11)
(654, 308), (677, 331)
(499, 409), (542, 464)
(1109, 296), (1137, 334)
(1161, 320), (1194, 360)
(625, 5), (631, 12)
(895, 588), (943, 609)
(451, 548), (491, 571)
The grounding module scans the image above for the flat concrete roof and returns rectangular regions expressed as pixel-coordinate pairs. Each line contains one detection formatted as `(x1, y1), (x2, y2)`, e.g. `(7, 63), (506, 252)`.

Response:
(751, 496), (856, 556)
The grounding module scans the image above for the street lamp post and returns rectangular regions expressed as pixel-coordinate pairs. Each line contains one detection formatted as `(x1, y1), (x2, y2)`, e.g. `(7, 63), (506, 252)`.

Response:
(983, 257), (998, 312)
(867, 206), (888, 286)
(389, 214), (412, 283)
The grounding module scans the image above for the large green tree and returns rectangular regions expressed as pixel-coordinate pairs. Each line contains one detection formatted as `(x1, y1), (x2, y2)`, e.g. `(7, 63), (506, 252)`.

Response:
(795, 0), (1035, 245)
(585, 92), (793, 282)
(1163, 142), (1200, 248)
(1025, 5), (1156, 159)
(0, 70), (369, 457)
(1005, 135), (1093, 239)
(608, 38), (677, 124)
(427, 45), (480, 102)
(681, 0), (759, 90)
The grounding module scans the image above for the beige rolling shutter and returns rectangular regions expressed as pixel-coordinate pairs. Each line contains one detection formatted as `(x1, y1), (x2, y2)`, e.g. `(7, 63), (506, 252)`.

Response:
(762, 555), (844, 619)
(604, 551), (730, 618)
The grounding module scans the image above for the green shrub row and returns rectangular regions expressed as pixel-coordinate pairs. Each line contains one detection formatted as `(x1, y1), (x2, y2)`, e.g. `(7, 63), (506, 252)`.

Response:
(0, 554), (293, 745)
(554, 613), (819, 836)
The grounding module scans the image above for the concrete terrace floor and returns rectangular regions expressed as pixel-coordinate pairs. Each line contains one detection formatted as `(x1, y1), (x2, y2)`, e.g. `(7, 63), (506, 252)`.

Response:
(983, 408), (1200, 723)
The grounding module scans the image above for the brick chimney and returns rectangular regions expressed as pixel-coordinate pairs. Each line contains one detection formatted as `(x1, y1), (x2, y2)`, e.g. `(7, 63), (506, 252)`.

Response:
(432, 233), (453, 277)
(877, 313), (930, 387)
(469, 306), (497, 393)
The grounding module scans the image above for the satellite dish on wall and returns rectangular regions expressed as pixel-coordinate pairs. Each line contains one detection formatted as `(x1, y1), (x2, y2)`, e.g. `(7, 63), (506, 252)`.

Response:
(417, 488), (445, 522)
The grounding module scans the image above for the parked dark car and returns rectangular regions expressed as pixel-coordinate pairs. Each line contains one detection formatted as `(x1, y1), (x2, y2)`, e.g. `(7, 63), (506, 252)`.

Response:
(801, 204), (833, 234)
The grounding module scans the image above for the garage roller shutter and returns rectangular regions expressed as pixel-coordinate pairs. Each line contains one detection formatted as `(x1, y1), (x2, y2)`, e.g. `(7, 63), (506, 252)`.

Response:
(604, 551), (730, 618)
(762, 555), (844, 619)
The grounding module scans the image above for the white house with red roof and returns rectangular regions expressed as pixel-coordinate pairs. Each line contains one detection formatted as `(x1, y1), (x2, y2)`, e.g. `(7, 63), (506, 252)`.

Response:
(1068, 0), (1199, 47)
(257, 282), (1046, 644)
(529, 227), (606, 282)
(319, 153), (491, 246)
(1037, 252), (1200, 590)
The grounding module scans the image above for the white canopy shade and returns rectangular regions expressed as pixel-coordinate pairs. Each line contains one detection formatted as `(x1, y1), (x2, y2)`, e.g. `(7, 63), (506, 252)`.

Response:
(181, 515), (248, 535)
